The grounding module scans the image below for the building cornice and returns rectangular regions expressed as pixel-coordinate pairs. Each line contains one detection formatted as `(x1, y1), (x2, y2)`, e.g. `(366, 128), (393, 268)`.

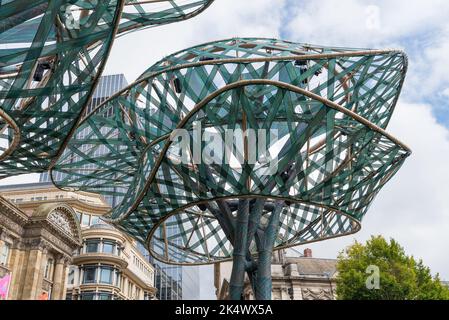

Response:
(122, 267), (155, 291)
(82, 227), (127, 243)
(0, 196), (29, 225)
(73, 253), (128, 269)
(16, 198), (110, 215)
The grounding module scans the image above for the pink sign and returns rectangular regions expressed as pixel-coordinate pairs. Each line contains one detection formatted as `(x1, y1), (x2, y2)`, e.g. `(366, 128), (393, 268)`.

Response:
(0, 274), (11, 299)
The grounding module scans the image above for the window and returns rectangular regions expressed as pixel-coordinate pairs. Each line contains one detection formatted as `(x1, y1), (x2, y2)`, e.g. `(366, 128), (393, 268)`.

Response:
(15, 198), (23, 203)
(85, 239), (100, 253)
(102, 241), (115, 254)
(67, 267), (75, 285)
(98, 292), (113, 300)
(115, 270), (120, 287)
(91, 216), (100, 225)
(44, 259), (54, 279)
(75, 211), (81, 222)
(99, 267), (113, 284)
(80, 292), (95, 300)
(82, 266), (97, 284)
(81, 213), (91, 226)
(0, 243), (10, 265)
(128, 282), (133, 297)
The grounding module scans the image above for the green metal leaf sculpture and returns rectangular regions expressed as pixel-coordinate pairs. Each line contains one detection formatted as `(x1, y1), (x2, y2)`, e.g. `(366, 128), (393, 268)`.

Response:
(0, 0), (214, 178)
(52, 38), (411, 299)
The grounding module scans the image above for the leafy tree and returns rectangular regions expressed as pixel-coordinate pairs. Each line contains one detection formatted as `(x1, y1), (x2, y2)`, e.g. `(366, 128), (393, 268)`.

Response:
(336, 236), (449, 300)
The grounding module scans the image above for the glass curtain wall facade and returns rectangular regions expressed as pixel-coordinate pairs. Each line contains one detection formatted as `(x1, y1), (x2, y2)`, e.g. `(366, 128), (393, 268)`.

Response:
(137, 239), (199, 300)
(40, 73), (128, 210)
(137, 216), (199, 300)
(137, 241), (183, 300)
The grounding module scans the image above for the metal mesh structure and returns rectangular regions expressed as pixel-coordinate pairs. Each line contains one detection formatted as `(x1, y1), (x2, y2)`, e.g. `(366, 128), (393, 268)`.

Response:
(52, 38), (411, 273)
(0, 0), (214, 178)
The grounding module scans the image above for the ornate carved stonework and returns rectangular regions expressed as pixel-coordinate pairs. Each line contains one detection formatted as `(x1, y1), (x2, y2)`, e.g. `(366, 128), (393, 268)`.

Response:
(0, 197), (83, 300)
(22, 238), (50, 251)
(301, 288), (334, 300)
(0, 212), (23, 236)
(48, 210), (74, 237)
(41, 229), (77, 254)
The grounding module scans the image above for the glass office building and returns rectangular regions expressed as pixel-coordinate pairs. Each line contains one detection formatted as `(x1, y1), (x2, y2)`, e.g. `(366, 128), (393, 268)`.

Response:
(41, 74), (199, 300)
(39, 72), (129, 208)
(137, 226), (200, 300)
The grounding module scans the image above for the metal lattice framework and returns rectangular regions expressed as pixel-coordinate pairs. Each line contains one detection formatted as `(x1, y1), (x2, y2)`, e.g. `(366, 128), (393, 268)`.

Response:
(52, 38), (410, 299)
(0, 0), (214, 178)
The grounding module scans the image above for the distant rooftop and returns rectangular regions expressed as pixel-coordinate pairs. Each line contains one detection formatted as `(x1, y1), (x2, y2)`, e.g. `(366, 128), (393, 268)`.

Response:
(285, 248), (337, 277)
(0, 181), (54, 191)
(287, 257), (337, 277)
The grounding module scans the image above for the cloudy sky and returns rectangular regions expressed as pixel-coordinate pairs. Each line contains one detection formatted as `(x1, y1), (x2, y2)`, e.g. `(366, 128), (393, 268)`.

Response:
(2, 0), (449, 299)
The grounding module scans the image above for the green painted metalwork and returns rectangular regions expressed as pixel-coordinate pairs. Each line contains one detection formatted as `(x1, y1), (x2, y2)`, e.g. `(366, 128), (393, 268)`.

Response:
(52, 37), (410, 290)
(0, 0), (214, 178)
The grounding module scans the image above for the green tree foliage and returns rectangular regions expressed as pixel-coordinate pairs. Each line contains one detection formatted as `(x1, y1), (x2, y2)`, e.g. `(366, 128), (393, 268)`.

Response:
(336, 236), (449, 300)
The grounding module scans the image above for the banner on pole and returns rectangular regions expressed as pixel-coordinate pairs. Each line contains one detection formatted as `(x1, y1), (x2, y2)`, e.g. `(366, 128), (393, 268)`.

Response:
(0, 273), (11, 300)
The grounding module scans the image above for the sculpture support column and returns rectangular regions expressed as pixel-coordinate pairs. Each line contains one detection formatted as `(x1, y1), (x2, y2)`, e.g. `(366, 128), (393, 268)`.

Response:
(229, 200), (249, 300)
(228, 200), (282, 300)
(254, 204), (281, 300)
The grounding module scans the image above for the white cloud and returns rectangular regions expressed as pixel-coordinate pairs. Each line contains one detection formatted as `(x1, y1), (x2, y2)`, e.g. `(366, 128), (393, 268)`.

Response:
(105, 0), (285, 81)
(285, 0), (449, 100)
(303, 100), (449, 280)
(0, 174), (40, 186)
(285, 0), (449, 47)
(443, 88), (449, 98)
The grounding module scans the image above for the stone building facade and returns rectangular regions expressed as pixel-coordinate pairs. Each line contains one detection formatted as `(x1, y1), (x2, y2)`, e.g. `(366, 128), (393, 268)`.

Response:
(0, 182), (156, 300)
(215, 249), (337, 300)
(0, 197), (82, 300)
(67, 223), (156, 300)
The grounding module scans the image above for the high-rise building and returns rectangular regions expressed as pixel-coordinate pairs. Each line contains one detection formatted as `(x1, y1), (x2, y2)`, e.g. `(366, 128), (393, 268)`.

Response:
(40, 74), (128, 208)
(40, 74), (199, 300)
(137, 241), (202, 300)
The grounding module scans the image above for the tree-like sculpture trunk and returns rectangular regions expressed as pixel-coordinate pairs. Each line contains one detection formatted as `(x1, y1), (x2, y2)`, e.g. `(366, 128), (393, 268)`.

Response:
(225, 199), (282, 300)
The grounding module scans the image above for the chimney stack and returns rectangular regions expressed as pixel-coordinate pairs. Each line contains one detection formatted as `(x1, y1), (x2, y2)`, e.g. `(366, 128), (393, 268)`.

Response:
(304, 248), (312, 258)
